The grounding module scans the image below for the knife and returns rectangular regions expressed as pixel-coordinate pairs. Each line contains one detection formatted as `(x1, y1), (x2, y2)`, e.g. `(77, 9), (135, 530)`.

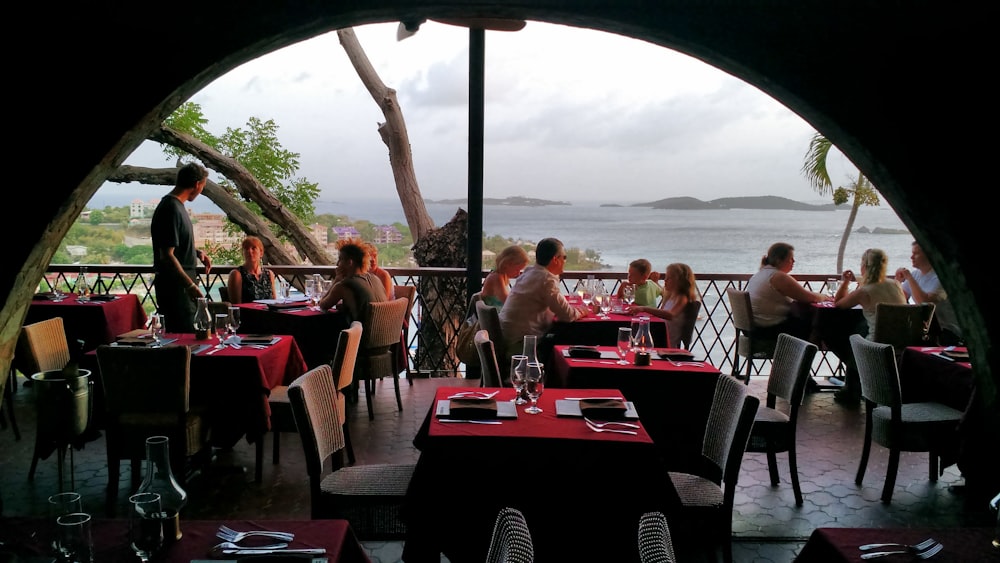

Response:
(438, 419), (502, 425)
(218, 548), (327, 556)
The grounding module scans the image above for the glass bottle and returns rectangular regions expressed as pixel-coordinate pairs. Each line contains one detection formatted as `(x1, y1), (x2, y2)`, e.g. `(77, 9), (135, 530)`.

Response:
(135, 436), (187, 542)
(75, 267), (90, 301)
(192, 297), (212, 339)
(633, 316), (654, 353)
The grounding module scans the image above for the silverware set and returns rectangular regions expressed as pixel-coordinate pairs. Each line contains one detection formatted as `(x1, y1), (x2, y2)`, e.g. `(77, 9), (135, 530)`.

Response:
(859, 538), (942, 559)
(210, 526), (325, 556)
(584, 419), (637, 435)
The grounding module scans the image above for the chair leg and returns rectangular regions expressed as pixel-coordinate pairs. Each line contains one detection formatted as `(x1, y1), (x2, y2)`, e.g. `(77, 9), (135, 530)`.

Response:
(365, 379), (375, 421)
(928, 452), (938, 482)
(3, 373), (20, 440)
(766, 451), (780, 486)
(343, 421), (355, 464)
(255, 439), (264, 483)
(28, 433), (45, 481)
(855, 409), (874, 486)
(393, 374), (403, 411)
(106, 457), (120, 517)
(882, 449), (900, 504)
(788, 445), (803, 506)
(272, 430), (281, 465)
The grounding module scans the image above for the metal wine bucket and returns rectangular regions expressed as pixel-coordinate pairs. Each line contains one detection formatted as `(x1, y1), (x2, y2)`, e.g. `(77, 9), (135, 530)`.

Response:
(30, 369), (92, 439)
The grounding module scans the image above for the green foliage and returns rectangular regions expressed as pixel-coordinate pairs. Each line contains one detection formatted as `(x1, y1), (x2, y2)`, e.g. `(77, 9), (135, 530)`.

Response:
(163, 103), (219, 158)
(88, 210), (105, 225)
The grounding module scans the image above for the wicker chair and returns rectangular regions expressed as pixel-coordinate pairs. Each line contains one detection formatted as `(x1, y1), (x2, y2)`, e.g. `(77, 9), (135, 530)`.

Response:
(476, 300), (508, 371)
(637, 511), (677, 563)
(287, 363), (415, 539)
(667, 374), (759, 563)
(485, 507), (534, 563)
(745, 333), (818, 506)
(392, 285), (417, 384)
(871, 302), (936, 360)
(676, 299), (702, 350)
(474, 329), (503, 388)
(727, 288), (779, 384)
(849, 334), (963, 504)
(356, 297), (410, 420)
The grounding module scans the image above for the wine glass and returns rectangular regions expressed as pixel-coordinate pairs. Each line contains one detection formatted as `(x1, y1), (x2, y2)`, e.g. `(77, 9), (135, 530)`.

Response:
(524, 362), (544, 414)
(227, 306), (241, 341)
(128, 492), (163, 563)
(622, 284), (635, 307)
(509, 355), (528, 405)
(214, 313), (228, 346)
(616, 327), (632, 365)
(149, 314), (165, 347)
(56, 512), (93, 563)
(580, 280), (594, 311)
(826, 277), (840, 299)
(304, 279), (318, 309)
(598, 290), (612, 319)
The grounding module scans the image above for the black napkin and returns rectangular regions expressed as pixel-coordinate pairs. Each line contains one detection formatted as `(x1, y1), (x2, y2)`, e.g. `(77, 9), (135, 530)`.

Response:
(448, 398), (498, 420)
(33, 292), (56, 300)
(656, 348), (695, 360)
(568, 345), (602, 359)
(88, 294), (117, 301)
(240, 334), (275, 345)
(267, 301), (308, 311)
(579, 398), (628, 420)
(115, 337), (150, 347)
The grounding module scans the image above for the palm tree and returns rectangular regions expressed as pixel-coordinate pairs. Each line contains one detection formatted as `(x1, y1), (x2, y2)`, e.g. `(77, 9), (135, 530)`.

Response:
(801, 132), (881, 273)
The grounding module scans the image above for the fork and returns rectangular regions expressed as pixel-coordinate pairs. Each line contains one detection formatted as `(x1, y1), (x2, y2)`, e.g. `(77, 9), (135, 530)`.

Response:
(216, 524), (295, 543)
(860, 542), (943, 560)
(859, 538), (938, 551)
(583, 417), (640, 429)
(585, 420), (637, 435)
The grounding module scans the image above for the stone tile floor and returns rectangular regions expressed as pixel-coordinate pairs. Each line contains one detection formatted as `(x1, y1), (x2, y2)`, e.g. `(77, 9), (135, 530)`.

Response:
(1, 372), (992, 562)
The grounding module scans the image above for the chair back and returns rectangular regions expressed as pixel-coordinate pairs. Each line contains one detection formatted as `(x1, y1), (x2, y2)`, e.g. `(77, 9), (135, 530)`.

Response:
(393, 285), (417, 327)
(726, 288), (754, 333)
(701, 374), (752, 483)
(361, 297), (410, 352)
(485, 507), (534, 563)
(677, 300), (702, 350)
(287, 364), (344, 480)
(872, 303), (936, 353)
(722, 393), (760, 509)
(767, 334), (819, 407)
(849, 334), (902, 408)
(637, 511), (677, 563)
(333, 322), (363, 392)
(475, 300), (507, 366)
(475, 330), (503, 387)
(16, 317), (71, 376)
(218, 285), (230, 303)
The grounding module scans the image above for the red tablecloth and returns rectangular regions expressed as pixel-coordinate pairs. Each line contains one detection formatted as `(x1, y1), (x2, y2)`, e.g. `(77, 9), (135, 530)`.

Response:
(25, 293), (148, 353)
(795, 526), (997, 562)
(404, 386), (679, 563)
(550, 345), (720, 473)
(0, 517), (371, 563)
(83, 334), (308, 448)
(550, 310), (670, 348)
(236, 302), (349, 369)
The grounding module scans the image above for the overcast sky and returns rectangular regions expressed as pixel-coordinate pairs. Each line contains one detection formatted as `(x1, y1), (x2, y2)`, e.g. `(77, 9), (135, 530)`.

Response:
(117, 21), (862, 206)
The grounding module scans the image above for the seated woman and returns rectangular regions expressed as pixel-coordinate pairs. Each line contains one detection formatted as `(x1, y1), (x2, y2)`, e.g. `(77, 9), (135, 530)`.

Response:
(617, 258), (661, 307)
(747, 242), (831, 340)
(226, 236), (277, 303)
(364, 241), (394, 299)
(480, 245), (529, 307)
(829, 247), (907, 403)
(628, 263), (699, 348)
(318, 239), (388, 323)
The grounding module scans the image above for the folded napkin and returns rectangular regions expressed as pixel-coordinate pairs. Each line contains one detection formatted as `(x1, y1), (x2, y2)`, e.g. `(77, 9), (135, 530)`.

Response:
(240, 334), (275, 345)
(656, 348), (695, 360)
(115, 337), (151, 347)
(88, 294), (117, 301)
(33, 292), (56, 300)
(267, 301), (308, 311)
(942, 349), (969, 360)
(448, 398), (498, 420)
(567, 345), (602, 359)
(579, 398), (628, 420)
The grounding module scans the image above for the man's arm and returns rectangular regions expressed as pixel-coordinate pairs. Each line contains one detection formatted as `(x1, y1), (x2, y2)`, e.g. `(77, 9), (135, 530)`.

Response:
(158, 246), (203, 299)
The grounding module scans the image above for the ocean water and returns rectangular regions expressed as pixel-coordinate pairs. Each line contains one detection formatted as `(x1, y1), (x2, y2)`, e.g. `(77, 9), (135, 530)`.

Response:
(323, 199), (915, 276)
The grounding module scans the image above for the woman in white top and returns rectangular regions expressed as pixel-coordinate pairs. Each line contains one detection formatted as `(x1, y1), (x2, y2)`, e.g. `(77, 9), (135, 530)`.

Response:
(629, 263), (699, 348)
(746, 242), (831, 339)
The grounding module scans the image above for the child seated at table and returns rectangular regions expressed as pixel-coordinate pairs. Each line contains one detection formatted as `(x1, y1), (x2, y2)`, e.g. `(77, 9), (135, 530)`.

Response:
(628, 263), (699, 348)
(617, 258), (661, 307)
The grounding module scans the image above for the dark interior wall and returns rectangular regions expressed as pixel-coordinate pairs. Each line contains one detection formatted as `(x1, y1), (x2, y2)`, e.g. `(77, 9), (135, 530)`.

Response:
(7, 2), (994, 397)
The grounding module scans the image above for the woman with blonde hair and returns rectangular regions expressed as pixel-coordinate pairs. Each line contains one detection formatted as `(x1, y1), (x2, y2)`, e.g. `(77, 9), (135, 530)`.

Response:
(481, 245), (529, 307)
(226, 236), (277, 303)
(629, 263), (699, 347)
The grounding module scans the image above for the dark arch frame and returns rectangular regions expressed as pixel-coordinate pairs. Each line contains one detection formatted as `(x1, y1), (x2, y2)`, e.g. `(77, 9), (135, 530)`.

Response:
(6, 1), (995, 463)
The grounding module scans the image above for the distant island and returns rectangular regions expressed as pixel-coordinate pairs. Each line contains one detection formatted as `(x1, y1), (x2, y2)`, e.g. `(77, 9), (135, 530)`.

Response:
(634, 195), (841, 211)
(426, 195), (570, 207)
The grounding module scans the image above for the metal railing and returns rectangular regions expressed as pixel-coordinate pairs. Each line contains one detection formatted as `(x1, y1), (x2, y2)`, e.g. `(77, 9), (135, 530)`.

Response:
(41, 265), (845, 379)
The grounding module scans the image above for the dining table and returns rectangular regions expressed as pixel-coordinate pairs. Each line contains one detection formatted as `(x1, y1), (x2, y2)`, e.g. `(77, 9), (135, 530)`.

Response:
(402, 386), (679, 563)
(549, 345), (722, 473)
(25, 293), (148, 353)
(0, 517), (371, 563)
(81, 333), (308, 450)
(550, 295), (669, 347)
(794, 526), (997, 562)
(236, 300), (349, 368)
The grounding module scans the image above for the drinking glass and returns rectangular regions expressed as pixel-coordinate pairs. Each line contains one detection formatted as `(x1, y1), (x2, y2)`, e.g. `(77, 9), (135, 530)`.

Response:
(48, 492), (82, 557)
(524, 362), (544, 414)
(227, 306), (241, 340)
(509, 355), (528, 405)
(826, 277), (840, 298)
(277, 279), (291, 303)
(128, 492), (163, 563)
(56, 512), (94, 563)
(214, 314), (228, 346)
(622, 284), (635, 306)
(598, 291), (612, 318)
(149, 314), (165, 347)
(304, 279), (318, 308)
(617, 327), (632, 365)
(580, 280), (593, 311)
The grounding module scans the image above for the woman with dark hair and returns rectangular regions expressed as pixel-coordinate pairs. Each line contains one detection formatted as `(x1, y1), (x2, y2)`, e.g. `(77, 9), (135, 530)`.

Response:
(226, 236), (277, 303)
(746, 242), (831, 339)
(318, 239), (387, 323)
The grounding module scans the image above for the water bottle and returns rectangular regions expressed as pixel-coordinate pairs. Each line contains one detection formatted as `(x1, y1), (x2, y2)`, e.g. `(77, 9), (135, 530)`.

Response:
(75, 267), (90, 301)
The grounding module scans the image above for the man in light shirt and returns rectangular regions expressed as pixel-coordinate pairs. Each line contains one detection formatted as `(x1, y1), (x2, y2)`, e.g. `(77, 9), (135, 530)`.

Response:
(500, 238), (590, 365)
(895, 241), (963, 345)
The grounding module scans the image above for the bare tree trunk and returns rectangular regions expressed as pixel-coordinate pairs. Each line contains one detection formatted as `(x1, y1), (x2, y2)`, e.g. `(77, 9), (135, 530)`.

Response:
(337, 27), (435, 243)
(109, 165), (303, 267)
(836, 170), (867, 273)
(150, 126), (334, 266)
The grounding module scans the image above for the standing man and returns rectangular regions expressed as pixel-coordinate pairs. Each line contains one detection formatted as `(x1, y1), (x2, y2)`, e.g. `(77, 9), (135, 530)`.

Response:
(894, 241), (963, 345)
(499, 237), (590, 365)
(151, 162), (213, 333)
